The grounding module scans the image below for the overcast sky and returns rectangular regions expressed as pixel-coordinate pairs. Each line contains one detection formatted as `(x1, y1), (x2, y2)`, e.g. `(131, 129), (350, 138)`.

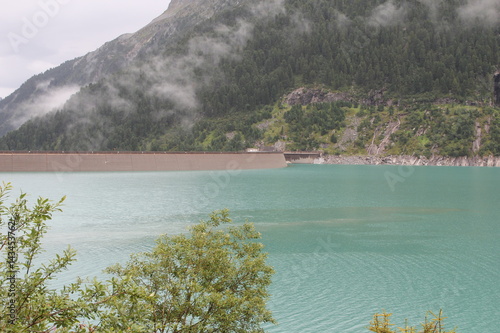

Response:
(0, 0), (171, 99)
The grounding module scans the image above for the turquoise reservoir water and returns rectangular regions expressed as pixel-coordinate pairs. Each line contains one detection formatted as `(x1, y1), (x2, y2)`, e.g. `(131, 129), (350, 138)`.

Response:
(1, 164), (499, 332)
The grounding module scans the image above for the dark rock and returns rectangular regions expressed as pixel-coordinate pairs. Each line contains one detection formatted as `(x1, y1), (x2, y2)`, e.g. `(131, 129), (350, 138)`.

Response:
(494, 72), (500, 106)
(362, 89), (387, 106)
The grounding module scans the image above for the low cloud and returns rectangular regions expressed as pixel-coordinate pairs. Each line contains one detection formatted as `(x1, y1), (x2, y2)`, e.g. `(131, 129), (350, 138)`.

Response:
(130, 18), (256, 118)
(458, 0), (500, 26)
(98, 0), (288, 122)
(417, 0), (443, 22)
(368, 1), (408, 27)
(334, 11), (351, 29)
(8, 83), (79, 129)
(288, 12), (311, 36)
(250, 0), (286, 18)
(143, 0), (288, 122)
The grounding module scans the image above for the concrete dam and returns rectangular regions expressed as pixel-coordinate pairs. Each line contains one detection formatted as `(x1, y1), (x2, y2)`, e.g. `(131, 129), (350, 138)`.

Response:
(0, 152), (287, 172)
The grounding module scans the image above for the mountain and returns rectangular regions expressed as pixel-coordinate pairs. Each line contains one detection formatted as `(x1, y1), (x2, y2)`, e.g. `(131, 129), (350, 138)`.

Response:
(0, 0), (243, 136)
(1, 0), (499, 157)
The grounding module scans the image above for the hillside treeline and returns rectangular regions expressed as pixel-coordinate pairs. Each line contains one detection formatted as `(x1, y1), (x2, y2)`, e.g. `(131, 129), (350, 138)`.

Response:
(0, 0), (499, 153)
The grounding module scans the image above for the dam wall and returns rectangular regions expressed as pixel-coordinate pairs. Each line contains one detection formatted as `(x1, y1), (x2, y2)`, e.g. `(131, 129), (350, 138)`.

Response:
(284, 152), (322, 164)
(0, 152), (287, 172)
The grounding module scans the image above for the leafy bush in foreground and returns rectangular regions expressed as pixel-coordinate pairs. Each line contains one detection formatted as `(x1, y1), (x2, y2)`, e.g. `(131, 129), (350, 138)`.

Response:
(0, 183), (274, 332)
(369, 310), (456, 333)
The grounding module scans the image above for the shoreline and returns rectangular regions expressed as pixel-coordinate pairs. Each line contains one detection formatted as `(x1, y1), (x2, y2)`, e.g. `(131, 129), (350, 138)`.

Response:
(288, 154), (500, 167)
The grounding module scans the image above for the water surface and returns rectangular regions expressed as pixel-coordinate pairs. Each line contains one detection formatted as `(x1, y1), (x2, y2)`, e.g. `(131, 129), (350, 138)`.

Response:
(2, 164), (499, 332)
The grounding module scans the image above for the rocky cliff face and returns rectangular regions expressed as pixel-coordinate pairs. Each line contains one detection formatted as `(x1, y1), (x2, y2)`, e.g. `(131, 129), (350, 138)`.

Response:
(313, 154), (500, 167)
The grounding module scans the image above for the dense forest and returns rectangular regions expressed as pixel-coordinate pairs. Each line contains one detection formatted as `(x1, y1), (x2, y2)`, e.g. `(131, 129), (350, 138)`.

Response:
(0, 0), (499, 156)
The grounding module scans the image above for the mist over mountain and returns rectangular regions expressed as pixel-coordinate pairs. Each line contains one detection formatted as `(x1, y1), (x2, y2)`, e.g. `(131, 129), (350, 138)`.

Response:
(1, 0), (499, 157)
(0, 0), (244, 136)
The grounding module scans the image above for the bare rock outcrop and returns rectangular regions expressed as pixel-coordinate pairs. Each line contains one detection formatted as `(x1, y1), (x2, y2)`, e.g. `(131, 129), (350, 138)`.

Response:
(316, 155), (500, 167)
(284, 88), (352, 105)
(473, 121), (482, 153)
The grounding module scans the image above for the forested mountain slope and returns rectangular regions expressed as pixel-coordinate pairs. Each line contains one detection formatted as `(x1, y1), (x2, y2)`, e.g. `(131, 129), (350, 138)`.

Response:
(0, 0), (242, 135)
(1, 0), (499, 157)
